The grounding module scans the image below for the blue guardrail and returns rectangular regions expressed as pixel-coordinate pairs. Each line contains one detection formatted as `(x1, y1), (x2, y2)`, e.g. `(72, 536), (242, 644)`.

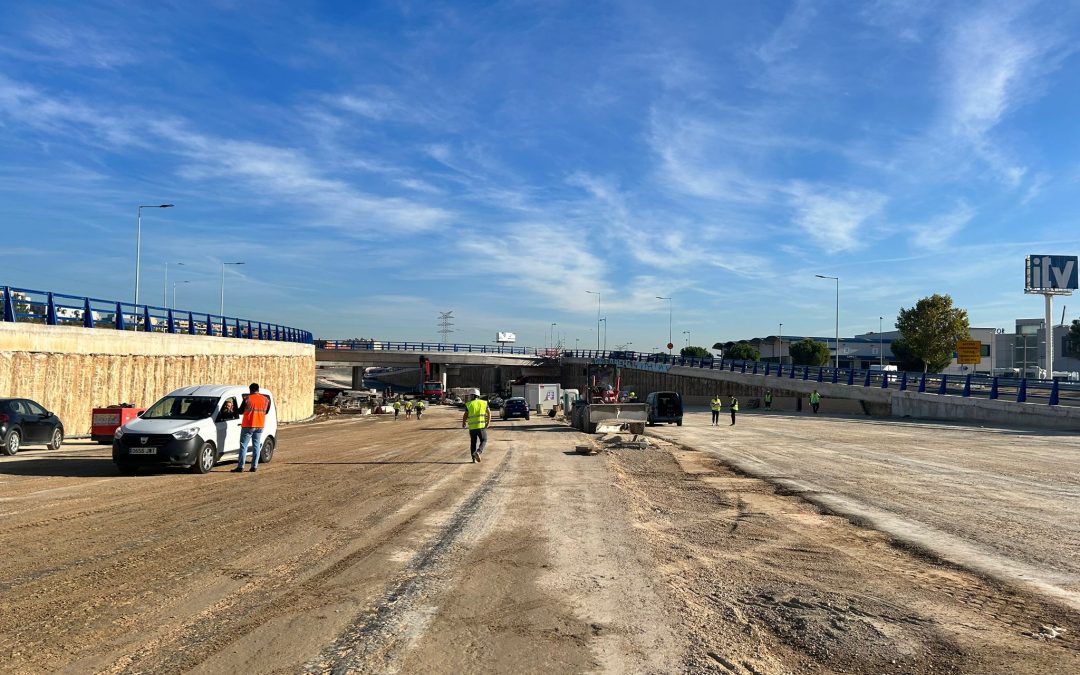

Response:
(2, 285), (312, 344)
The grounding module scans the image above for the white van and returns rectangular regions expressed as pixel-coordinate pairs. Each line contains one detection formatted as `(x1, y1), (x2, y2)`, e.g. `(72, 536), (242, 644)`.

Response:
(113, 385), (278, 474)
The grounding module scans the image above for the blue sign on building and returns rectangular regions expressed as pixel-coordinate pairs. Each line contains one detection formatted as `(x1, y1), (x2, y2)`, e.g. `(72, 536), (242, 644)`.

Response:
(1026, 255), (1078, 291)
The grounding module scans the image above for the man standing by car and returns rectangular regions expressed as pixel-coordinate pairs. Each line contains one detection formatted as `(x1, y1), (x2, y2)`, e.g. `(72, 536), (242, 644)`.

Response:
(462, 390), (489, 463)
(234, 383), (270, 473)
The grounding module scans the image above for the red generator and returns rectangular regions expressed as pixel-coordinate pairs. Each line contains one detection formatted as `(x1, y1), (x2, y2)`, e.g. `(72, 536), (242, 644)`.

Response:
(91, 405), (147, 444)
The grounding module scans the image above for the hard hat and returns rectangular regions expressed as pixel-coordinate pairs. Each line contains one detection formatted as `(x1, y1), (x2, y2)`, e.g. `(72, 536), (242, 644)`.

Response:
(470, 389), (481, 397)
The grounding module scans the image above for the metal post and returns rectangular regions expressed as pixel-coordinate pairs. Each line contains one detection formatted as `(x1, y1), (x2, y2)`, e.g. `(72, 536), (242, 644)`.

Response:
(816, 274), (839, 368)
(1044, 293), (1053, 379)
(135, 204), (173, 305)
(220, 261), (245, 317)
(778, 322), (783, 365)
(586, 290), (601, 350)
(879, 316), (884, 367)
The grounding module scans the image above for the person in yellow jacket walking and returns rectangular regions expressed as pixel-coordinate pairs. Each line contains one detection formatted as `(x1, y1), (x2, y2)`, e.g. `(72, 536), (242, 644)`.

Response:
(710, 395), (722, 426)
(809, 389), (821, 414)
(729, 395), (739, 426)
(392, 399), (401, 420)
(462, 390), (490, 463)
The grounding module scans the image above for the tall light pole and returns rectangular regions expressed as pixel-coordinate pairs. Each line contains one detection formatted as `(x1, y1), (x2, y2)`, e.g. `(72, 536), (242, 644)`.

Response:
(220, 261), (245, 317)
(172, 280), (190, 309)
(879, 316), (884, 366)
(599, 317), (607, 352)
(164, 261), (184, 307)
(778, 322), (783, 365)
(815, 274), (839, 368)
(586, 290), (601, 350)
(656, 296), (672, 354)
(683, 329), (691, 349)
(550, 322), (557, 350)
(135, 204), (174, 305)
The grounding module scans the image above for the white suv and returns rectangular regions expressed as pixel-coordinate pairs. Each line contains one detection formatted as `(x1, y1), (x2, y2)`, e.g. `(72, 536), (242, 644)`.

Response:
(113, 385), (278, 474)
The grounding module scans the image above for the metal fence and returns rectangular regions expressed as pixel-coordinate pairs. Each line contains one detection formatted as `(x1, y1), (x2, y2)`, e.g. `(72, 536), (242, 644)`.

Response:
(2, 285), (312, 344)
(315, 340), (545, 355)
(562, 349), (1080, 408)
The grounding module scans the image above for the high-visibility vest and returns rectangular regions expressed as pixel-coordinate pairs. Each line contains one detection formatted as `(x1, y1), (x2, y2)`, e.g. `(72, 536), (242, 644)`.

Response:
(710, 398), (722, 411)
(465, 399), (489, 430)
(730, 398), (739, 412)
(764, 392), (772, 402)
(393, 401), (401, 410)
(405, 401), (413, 409)
(242, 393), (270, 428)
(416, 401), (425, 409)
(810, 392), (820, 404)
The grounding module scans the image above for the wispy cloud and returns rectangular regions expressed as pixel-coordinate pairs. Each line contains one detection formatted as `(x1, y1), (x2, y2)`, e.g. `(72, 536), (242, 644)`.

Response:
(909, 203), (975, 249)
(788, 183), (888, 252)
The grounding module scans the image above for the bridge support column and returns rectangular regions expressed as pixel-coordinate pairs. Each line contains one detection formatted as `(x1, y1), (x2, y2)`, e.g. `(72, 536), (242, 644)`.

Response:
(352, 366), (365, 390)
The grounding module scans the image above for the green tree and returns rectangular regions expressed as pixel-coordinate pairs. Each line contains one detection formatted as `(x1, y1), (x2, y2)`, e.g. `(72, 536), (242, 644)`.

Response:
(895, 294), (970, 373)
(1069, 319), (1080, 356)
(789, 338), (831, 366)
(888, 336), (926, 372)
(680, 345), (711, 358)
(712, 342), (725, 351)
(725, 341), (760, 361)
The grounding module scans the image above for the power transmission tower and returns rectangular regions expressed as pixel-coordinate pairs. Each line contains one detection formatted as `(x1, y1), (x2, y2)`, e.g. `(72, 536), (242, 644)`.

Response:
(437, 311), (455, 343)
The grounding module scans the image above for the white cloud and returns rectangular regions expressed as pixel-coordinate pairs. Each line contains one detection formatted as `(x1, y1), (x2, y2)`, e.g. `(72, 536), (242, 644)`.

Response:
(909, 203), (975, 249)
(755, 0), (817, 64)
(788, 183), (888, 251)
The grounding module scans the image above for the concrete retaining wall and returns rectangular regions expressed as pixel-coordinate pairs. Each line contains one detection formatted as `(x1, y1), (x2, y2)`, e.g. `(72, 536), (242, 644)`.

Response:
(0, 323), (315, 435)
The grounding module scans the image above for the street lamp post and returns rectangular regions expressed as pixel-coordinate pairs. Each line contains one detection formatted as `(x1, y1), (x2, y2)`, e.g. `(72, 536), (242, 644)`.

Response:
(815, 274), (840, 368)
(778, 322), (783, 365)
(683, 329), (691, 349)
(172, 280), (190, 309)
(220, 262), (245, 317)
(164, 261), (184, 308)
(599, 317), (607, 352)
(656, 296), (672, 354)
(585, 290), (601, 350)
(135, 204), (174, 306)
(879, 316), (884, 367)
(550, 322), (557, 350)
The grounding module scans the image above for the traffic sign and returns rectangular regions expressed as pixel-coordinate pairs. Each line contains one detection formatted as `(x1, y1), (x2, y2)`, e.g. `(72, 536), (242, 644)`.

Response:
(666, 342), (674, 350)
(956, 340), (982, 365)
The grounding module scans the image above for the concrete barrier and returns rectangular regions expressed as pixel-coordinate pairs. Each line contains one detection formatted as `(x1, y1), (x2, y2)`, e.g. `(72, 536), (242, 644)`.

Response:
(0, 323), (314, 436)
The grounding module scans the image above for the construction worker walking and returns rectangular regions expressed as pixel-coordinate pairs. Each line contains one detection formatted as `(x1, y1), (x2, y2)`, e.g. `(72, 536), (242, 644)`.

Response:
(729, 395), (739, 426)
(763, 389), (773, 410)
(404, 400), (414, 419)
(462, 390), (489, 463)
(710, 395), (722, 426)
(415, 399), (426, 419)
(810, 389), (821, 414)
(393, 399), (401, 420)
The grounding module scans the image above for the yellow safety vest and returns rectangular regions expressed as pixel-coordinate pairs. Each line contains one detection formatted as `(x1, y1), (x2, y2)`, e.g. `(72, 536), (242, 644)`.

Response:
(730, 398), (739, 411)
(465, 399), (489, 430)
(810, 392), (820, 404)
(393, 401), (401, 410)
(764, 392), (772, 402)
(710, 398), (722, 411)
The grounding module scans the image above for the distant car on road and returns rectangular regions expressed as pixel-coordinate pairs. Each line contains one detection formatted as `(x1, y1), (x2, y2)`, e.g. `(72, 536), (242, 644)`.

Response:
(501, 397), (530, 421)
(0, 398), (64, 455)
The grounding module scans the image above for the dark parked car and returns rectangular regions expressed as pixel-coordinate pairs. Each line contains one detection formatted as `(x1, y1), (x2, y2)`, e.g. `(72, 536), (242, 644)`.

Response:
(1, 398), (64, 455)
(501, 397), (530, 421)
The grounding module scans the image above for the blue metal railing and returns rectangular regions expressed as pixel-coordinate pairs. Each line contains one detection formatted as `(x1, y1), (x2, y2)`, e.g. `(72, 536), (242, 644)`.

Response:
(2, 285), (312, 344)
(557, 349), (1080, 408)
(316, 339), (545, 355)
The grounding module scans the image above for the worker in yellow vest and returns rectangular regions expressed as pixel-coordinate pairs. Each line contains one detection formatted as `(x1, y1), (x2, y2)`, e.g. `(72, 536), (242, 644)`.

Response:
(461, 390), (489, 463)
(763, 389), (773, 410)
(809, 389), (821, 414)
(393, 399), (401, 420)
(415, 399), (426, 419)
(729, 395), (739, 426)
(404, 399), (414, 419)
(710, 395), (722, 426)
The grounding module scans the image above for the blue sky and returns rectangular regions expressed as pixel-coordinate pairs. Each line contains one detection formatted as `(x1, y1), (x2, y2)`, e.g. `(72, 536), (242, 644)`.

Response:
(3, 1), (1080, 350)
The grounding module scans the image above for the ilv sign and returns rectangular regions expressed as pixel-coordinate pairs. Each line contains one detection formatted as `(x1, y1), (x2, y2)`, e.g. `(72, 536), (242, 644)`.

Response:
(1024, 254), (1077, 379)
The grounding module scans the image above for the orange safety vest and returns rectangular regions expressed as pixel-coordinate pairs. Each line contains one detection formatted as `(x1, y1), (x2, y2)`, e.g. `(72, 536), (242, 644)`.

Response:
(242, 393), (270, 428)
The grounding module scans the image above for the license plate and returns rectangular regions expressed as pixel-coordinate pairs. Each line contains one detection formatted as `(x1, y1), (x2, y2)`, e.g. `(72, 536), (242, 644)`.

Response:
(129, 447), (156, 455)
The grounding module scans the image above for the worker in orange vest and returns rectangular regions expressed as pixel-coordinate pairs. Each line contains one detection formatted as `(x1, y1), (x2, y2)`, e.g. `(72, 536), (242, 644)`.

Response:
(234, 383), (271, 473)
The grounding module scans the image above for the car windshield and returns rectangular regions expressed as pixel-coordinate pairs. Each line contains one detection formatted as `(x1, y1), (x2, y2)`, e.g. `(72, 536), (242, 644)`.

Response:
(142, 396), (220, 420)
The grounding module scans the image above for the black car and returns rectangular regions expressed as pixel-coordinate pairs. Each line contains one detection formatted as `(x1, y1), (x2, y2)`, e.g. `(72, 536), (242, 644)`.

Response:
(0, 398), (64, 456)
(501, 397), (530, 420)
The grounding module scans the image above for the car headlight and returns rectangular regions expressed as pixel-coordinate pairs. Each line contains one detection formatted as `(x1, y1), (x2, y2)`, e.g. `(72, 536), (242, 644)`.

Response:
(114, 427), (124, 439)
(172, 426), (200, 440)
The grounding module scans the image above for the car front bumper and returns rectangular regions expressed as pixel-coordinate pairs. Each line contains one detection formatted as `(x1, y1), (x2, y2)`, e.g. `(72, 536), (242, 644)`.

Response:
(113, 435), (205, 467)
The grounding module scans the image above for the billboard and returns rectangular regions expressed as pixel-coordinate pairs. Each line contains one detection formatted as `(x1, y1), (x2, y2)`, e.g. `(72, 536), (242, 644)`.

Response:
(1025, 255), (1078, 291)
(956, 340), (982, 365)
(496, 332), (517, 343)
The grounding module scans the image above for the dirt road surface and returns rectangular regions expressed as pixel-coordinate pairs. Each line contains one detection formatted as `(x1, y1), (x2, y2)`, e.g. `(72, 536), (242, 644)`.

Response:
(1, 406), (1077, 673)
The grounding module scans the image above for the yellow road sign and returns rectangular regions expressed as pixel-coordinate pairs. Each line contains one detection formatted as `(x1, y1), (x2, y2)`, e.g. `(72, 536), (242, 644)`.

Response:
(956, 340), (982, 365)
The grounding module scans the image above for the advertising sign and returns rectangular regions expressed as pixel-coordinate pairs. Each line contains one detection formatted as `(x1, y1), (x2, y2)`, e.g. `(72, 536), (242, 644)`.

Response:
(956, 340), (982, 365)
(1025, 255), (1078, 291)
(496, 332), (517, 343)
